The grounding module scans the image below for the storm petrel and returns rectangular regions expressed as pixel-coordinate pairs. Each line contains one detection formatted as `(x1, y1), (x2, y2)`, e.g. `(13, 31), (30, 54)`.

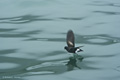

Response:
(64, 30), (83, 54)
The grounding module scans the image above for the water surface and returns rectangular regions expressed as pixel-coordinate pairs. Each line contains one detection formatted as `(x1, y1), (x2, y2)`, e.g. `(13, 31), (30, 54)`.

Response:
(0, 0), (120, 80)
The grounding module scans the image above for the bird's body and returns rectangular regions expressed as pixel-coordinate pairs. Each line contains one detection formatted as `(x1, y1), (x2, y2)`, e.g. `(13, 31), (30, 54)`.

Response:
(64, 30), (83, 54)
(64, 46), (82, 53)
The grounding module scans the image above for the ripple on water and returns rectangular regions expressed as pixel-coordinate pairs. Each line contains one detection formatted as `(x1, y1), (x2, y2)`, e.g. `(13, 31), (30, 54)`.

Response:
(0, 63), (20, 69)
(24, 71), (54, 75)
(76, 34), (120, 45)
(115, 66), (120, 72)
(87, 38), (108, 43)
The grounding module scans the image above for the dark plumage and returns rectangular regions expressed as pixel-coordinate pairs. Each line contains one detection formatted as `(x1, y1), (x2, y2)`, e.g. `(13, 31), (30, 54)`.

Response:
(64, 30), (83, 53)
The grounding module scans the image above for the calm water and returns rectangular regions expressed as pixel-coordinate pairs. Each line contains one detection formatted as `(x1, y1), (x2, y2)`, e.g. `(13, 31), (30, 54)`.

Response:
(0, 0), (120, 80)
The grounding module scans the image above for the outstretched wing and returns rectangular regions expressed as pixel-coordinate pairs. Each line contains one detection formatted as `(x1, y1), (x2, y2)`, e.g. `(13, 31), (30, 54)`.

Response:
(66, 30), (75, 47)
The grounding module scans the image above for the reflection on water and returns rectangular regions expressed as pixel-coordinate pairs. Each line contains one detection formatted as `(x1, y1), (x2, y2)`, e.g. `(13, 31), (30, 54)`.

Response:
(67, 57), (80, 71)
(0, 50), (83, 76)
(90, 1), (120, 7)
(60, 17), (86, 20)
(25, 34), (120, 45)
(75, 34), (120, 45)
(0, 49), (17, 55)
(0, 0), (120, 80)
(0, 14), (86, 24)
(0, 27), (120, 76)
(0, 56), (37, 74)
(0, 30), (42, 37)
(93, 11), (120, 15)
(0, 28), (16, 32)
(66, 56), (84, 71)
(0, 15), (53, 24)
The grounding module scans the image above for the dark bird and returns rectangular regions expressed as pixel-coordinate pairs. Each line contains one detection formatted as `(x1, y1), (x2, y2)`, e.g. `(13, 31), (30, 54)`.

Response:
(64, 30), (83, 54)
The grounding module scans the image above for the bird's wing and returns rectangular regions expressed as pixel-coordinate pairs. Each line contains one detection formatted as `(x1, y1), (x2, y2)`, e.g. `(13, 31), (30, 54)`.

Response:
(66, 30), (75, 47)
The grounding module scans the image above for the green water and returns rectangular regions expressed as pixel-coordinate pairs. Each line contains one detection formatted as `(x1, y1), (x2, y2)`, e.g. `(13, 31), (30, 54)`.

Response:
(0, 0), (120, 80)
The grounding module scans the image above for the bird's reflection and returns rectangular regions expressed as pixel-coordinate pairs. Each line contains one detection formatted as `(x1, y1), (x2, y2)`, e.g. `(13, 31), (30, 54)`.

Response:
(66, 56), (84, 71)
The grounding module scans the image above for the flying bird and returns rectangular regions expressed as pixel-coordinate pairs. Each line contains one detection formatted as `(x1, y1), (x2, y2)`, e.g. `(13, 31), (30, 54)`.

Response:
(64, 30), (83, 54)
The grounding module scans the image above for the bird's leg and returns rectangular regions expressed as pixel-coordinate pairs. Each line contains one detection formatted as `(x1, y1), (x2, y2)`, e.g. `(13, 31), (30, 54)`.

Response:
(73, 53), (79, 59)
(73, 53), (77, 59)
(73, 53), (84, 61)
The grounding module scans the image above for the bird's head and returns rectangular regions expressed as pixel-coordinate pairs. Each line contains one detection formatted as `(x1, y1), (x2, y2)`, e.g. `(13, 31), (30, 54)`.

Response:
(64, 46), (68, 50)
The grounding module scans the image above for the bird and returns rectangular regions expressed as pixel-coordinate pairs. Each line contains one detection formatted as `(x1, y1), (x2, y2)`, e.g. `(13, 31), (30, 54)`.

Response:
(64, 30), (83, 54)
